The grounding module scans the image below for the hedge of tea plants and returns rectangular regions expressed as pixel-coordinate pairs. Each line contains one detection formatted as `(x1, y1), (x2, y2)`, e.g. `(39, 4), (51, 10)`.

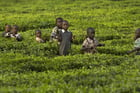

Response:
(0, 0), (140, 93)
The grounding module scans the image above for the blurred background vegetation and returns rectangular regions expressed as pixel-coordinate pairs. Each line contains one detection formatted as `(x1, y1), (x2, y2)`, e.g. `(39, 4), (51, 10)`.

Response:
(0, 0), (140, 93)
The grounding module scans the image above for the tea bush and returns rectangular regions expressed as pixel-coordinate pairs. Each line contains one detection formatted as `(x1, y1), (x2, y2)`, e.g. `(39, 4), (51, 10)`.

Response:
(0, 0), (140, 93)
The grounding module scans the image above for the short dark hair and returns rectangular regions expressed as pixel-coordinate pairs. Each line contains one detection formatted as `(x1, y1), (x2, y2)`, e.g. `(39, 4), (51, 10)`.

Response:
(5, 24), (11, 27)
(35, 30), (41, 33)
(56, 17), (63, 21)
(13, 25), (19, 29)
(136, 28), (140, 32)
(87, 27), (95, 33)
(63, 20), (69, 23)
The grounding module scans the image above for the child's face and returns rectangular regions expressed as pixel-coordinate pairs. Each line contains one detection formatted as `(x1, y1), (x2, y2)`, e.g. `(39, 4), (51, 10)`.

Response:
(87, 29), (95, 39)
(62, 21), (69, 31)
(36, 32), (41, 37)
(56, 19), (63, 28)
(12, 27), (18, 34)
(5, 25), (11, 32)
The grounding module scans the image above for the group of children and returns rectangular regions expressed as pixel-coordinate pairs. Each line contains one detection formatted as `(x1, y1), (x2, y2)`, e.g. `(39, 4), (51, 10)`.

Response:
(48, 18), (105, 55)
(2, 18), (140, 56)
(2, 25), (22, 41)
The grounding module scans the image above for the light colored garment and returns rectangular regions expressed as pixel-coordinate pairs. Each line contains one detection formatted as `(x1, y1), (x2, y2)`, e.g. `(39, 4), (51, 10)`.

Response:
(82, 37), (99, 53)
(36, 37), (44, 43)
(134, 38), (140, 48)
(50, 26), (62, 42)
(134, 38), (140, 55)
(2, 32), (11, 37)
(10, 33), (20, 38)
(10, 33), (22, 41)
(61, 29), (66, 33)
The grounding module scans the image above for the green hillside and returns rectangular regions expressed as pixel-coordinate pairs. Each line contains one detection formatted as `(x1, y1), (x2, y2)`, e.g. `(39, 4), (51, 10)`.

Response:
(0, 0), (140, 93)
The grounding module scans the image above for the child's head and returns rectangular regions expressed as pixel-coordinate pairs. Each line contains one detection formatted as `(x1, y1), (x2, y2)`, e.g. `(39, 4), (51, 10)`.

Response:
(87, 27), (95, 39)
(56, 17), (63, 28)
(135, 28), (140, 40)
(35, 30), (42, 37)
(12, 25), (19, 34)
(5, 25), (11, 32)
(62, 20), (69, 31)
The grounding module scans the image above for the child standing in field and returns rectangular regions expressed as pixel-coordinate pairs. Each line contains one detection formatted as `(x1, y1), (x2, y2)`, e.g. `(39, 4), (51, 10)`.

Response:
(2, 25), (11, 37)
(127, 28), (140, 55)
(58, 20), (73, 56)
(35, 30), (44, 43)
(50, 17), (63, 43)
(81, 27), (105, 54)
(10, 25), (22, 41)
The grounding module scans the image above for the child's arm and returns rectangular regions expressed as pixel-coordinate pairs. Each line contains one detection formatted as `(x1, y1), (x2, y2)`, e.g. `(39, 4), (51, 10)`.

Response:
(50, 32), (55, 42)
(16, 34), (22, 41)
(2, 32), (10, 37)
(71, 32), (73, 43)
(127, 47), (140, 54)
(5, 32), (11, 37)
(81, 46), (93, 51)
(94, 39), (105, 47)
(97, 43), (105, 46)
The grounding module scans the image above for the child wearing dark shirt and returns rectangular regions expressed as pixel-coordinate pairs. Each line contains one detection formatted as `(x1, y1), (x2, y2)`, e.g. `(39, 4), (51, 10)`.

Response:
(58, 20), (73, 56)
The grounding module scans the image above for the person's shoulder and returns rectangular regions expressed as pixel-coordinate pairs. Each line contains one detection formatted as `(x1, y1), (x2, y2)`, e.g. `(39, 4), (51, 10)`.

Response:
(52, 26), (59, 33)
(87, 37), (91, 41)
(82, 38), (89, 45)
(137, 38), (140, 41)
(83, 37), (89, 42)
(53, 26), (58, 30)
(135, 38), (140, 42)
(36, 37), (39, 40)
(16, 33), (21, 36)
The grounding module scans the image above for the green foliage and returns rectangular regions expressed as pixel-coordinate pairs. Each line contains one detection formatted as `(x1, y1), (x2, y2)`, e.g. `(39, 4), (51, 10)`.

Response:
(0, 0), (140, 93)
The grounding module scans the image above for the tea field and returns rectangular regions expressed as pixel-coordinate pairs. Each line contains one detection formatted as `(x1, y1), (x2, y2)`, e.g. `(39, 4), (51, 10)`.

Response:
(0, 0), (140, 93)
